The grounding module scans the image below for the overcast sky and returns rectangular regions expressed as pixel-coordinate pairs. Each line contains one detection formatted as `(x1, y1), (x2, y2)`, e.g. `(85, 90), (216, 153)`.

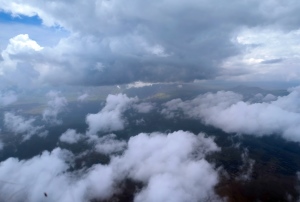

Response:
(0, 0), (300, 89)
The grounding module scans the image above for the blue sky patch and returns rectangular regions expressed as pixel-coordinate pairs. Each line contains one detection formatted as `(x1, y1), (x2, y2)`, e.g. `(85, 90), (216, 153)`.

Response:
(0, 11), (42, 25)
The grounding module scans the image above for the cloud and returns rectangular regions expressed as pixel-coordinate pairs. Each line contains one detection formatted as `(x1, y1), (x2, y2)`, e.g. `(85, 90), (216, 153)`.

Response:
(2, 1), (300, 86)
(0, 130), (221, 202)
(113, 130), (221, 202)
(236, 149), (255, 181)
(0, 34), (43, 76)
(59, 129), (82, 144)
(89, 134), (127, 155)
(77, 93), (88, 102)
(262, 94), (277, 102)
(42, 91), (68, 124)
(135, 118), (146, 126)
(126, 81), (155, 89)
(0, 91), (17, 106)
(220, 28), (300, 82)
(0, 148), (78, 202)
(86, 94), (137, 135)
(162, 87), (300, 142)
(0, 139), (3, 151)
(250, 93), (277, 103)
(133, 102), (155, 113)
(260, 58), (283, 64)
(4, 112), (48, 141)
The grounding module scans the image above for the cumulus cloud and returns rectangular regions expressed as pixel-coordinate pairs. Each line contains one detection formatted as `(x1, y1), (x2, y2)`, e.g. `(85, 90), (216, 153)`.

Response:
(0, 148), (79, 202)
(0, 91), (17, 106)
(162, 87), (300, 142)
(86, 94), (137, 135)
(59, 129), (82, 144)
(113, 130), (220, 202)
(42, 91), (68, 124)
(0, 34), (43, 73)
(4, 112), (48, 141)
(0, 130), (221, 202)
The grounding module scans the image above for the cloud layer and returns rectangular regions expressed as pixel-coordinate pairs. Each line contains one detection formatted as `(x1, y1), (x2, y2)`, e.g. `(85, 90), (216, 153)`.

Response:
(1, 1), (300, 86)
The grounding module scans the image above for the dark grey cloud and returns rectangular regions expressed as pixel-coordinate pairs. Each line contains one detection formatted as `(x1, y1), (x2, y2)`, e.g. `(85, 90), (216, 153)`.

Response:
(1, 1), (300, 86)
(260, 58), (283, 64)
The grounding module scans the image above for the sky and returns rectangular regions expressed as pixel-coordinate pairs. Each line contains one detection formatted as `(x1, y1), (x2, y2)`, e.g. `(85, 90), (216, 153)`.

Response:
(0, 0), (300, 89)
(2, 1), (300, 202)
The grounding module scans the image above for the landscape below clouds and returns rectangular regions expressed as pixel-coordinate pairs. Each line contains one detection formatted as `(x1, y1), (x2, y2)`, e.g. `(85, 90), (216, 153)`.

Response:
(0, 84), (299, 201)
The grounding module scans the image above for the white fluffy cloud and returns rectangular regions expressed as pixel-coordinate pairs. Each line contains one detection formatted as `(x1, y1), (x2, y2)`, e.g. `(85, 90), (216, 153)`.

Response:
(86, 94), (137, 135)
(4, 112), (48, 141)
(113, 130), (220, 202)
(162, 87), (300, 142)
(0, 34), (43, 74)
(59, 129), (82, 144)
(42, 91), (68, 124)
(0, 130), (221, 202)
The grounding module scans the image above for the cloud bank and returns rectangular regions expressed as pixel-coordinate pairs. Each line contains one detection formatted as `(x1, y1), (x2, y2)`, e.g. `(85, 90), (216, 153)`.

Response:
(162, 87), (300, 142)
(2, 1), (300, 86)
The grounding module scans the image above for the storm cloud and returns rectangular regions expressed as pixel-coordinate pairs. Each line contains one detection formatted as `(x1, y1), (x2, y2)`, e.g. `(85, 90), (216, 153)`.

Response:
(1, 1), (300, 86)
